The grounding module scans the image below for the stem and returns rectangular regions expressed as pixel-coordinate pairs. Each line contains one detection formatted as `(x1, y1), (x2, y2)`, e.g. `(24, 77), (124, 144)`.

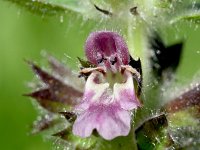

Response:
(127, 17), (150, 86)
(131, 128), (138, 150)
(126, 14), (151, 150)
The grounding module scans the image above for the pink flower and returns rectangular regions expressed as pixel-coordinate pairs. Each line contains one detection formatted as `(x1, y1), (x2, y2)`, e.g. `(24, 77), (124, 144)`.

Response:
(72, 31), (141, 140)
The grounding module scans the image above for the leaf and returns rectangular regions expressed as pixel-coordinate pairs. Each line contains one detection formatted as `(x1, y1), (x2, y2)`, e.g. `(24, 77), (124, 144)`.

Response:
(135, 113), (169, 150)
(48, 56), (74, 78)
(170, 10), (200, 24)
(31, 113), (58, 134)
(5, 0), (68, 16)
(5, 0), (104, 19)
(97, 131), (138, 150)
(165, 83), (200, 149)
(77, 57), (95, 68)
(26, 89), (71, 112)
(53, 127), (138, 150)
(59, 111), (76, 123)
(26, 61), (83, 112)
(167, 107), (200, 129)
(165, 83), (200, 113)
(48, 56), (85, 91)
(153, 0), (172, 8)
(168, 126), (200, 149)
(53, 127), (97, 150)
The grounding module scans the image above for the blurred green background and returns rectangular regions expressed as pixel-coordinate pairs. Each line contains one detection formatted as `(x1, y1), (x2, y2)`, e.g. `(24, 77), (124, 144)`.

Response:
(0, 0), (200, 149)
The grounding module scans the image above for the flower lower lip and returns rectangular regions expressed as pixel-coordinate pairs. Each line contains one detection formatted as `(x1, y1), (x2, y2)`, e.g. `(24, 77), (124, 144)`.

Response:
(73, 66), (141, 140)
(73, 103), (131, 140)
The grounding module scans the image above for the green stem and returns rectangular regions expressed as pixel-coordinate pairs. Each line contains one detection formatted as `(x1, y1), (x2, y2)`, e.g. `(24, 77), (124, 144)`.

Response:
(127, 17), (150, 85)
(126, 14), (151, 150)
(131, 128), (138, 150)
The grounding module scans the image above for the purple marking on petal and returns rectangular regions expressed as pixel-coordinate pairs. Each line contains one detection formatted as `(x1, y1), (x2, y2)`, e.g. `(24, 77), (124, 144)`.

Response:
(72, 104), (131, 140)
(75, 71), (111, 112)
(114, 71), (141, 110)
(75, 91), (95, 112)
(85, 31), (130, 71)
(98, 106), (131, 140)
(73, 69), (140, 140)
(118, 89), (141, 110)
(80, 71), (110, 103)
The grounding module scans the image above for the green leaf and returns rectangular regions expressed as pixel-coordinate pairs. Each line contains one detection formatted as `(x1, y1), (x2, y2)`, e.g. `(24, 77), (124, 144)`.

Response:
(5, 0), (68, 16)
(170, 10), (200, 24)
(135, 113), (169, 150)
(97, 130), (137, 150)
(53, 127), (137, 150)
(168, 126), (200, 149)
(153, 0), (172, 8)
(4, 0), (103, 19)
(77, 57), (95, 68)
(165, 83), (200, 149)
(31, 113), (60, 134)
(53, 127), (97, 150)
(167, 107), (200, 128)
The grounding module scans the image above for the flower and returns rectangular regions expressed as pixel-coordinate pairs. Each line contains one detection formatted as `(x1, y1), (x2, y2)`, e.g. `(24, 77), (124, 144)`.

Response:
(72, 31), (141, 140)
(27, 31), (142, 141)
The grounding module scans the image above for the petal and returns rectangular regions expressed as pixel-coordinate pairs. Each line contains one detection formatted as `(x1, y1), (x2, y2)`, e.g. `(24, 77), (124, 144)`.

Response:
(85, 31), (130, 66)
(72, 107), (97, 138)
(114, 71), (141, 110)
(75, 72), (111, 111)
(72, 104), (131, 140)
(84, 72), (110, 104)
(97, 105), (131, 140)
